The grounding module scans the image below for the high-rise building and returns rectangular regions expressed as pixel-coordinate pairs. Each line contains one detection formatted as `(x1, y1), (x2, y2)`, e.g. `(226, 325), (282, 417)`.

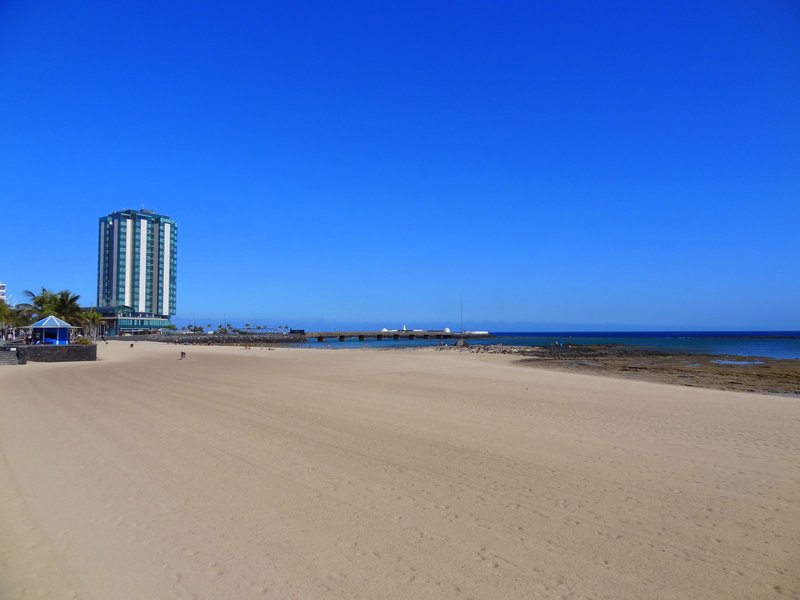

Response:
(97, 209), (177, 316)
(0, 281), (7, 304)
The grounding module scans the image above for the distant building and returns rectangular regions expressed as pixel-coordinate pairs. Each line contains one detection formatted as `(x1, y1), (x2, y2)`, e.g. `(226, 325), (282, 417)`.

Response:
(97, 209), (177, 316)
(0, 281), (6, 304)
(88, 305), (173, 336)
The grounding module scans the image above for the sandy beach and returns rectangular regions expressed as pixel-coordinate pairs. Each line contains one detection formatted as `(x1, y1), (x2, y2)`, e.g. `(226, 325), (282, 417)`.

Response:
(1, 342), (798, 599)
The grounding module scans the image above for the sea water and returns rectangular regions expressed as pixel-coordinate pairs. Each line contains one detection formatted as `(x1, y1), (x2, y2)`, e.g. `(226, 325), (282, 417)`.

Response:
(307, 331), (800, 359)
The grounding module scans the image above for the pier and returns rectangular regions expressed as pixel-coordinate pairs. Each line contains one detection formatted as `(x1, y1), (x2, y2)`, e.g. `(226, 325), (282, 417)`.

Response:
(305, 330), (492, 343)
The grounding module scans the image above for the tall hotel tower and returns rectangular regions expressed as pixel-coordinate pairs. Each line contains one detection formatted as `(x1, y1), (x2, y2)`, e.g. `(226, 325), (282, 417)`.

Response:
(97, 209), (177, 316)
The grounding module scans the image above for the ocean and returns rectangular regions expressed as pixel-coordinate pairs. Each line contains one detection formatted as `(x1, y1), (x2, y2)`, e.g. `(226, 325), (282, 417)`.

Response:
(306, 331), (800, 360)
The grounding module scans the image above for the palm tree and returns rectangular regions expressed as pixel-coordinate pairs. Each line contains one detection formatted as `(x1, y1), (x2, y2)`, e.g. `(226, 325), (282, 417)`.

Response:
(51, 290), (83, 323)
(17, 288), (82, 323)
(16, 288), (54, 322)
(0, 299), (12, 321)
(80, 310), (103, 341)
(0, 299), (19, 336)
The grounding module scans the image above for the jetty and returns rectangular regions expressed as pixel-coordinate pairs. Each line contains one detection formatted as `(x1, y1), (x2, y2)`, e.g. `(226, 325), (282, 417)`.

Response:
(305, 330), (492, 343)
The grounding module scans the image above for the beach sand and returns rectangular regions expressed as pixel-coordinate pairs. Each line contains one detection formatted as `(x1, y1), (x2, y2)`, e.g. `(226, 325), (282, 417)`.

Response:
(1, 342), (798, 599)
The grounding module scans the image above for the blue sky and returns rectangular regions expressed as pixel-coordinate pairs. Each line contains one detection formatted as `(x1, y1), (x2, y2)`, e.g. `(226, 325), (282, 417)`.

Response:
(1, 1), (798, 330)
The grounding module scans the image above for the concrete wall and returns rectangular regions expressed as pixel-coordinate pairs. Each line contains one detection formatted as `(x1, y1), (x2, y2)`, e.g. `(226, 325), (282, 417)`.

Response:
(18, 344), (98, 363)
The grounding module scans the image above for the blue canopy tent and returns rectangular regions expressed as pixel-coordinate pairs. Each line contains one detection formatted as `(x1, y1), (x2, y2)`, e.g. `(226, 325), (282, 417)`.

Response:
(30, 315), (75, 346)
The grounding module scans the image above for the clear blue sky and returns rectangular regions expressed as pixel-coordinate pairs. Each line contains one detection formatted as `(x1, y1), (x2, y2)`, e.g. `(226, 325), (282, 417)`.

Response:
(1, 1), (798, 331)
